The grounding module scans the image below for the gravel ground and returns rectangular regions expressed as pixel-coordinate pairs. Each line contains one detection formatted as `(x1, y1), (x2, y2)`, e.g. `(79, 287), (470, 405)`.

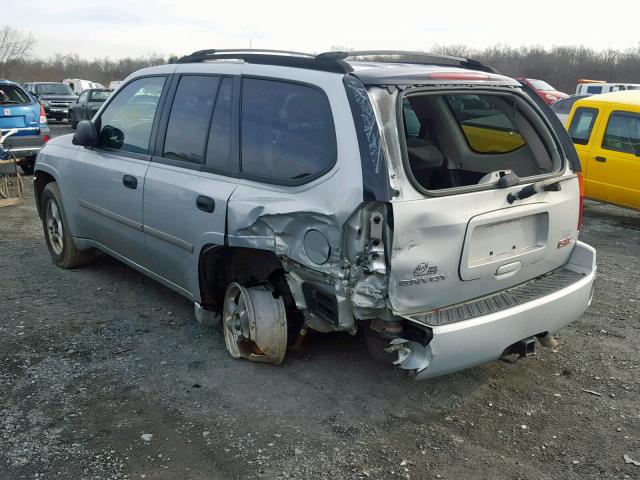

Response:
(1, 123), (639, 479)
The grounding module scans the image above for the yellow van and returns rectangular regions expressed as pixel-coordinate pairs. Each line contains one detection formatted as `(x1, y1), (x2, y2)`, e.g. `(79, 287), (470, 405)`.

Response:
(566, 90), (640, 209)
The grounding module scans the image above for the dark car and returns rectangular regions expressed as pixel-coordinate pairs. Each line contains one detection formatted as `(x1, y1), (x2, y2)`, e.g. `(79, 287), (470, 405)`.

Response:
(24, 82), (78, 122)
(0, 79), (50, 174)
(69, 89), (110, 128)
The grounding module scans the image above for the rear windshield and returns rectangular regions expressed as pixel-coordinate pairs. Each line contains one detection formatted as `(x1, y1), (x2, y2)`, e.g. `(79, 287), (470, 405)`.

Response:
(0, 85), (31, 105)
(401, 91), (559, 191)
(35, 83), (74, 95)
(89, 90), (110, 102)
(528, 79), (555, 91)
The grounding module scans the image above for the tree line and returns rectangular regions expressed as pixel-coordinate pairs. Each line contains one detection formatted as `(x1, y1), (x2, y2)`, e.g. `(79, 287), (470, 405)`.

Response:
(432, 44), (640, 93)
(2, 26), (640, 93)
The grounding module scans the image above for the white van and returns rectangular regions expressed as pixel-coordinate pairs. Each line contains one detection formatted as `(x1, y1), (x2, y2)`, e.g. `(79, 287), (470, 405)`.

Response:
(575, 82), (640, 95)
(62, 79), (105, 95)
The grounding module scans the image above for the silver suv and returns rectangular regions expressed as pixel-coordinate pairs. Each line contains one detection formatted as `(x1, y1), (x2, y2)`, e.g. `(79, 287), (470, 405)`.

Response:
(33, 49), (596, 379)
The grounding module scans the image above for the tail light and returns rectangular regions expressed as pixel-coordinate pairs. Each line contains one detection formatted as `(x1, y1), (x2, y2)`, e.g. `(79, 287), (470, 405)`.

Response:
(43, 135), (50, 143)
(39, 105), (47, 125)
(577, 172), (584, 230)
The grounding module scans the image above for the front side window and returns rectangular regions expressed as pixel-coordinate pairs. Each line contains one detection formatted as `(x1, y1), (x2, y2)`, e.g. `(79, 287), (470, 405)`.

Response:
(97, 76), (165, 154)
(568, 107), (598, 145)
(78, 91), (89, 103)
(445, 94), (526, 154)
(241, 78), (336, 182)
(163, 75), (220, 163)
(602, 112), (640, 155)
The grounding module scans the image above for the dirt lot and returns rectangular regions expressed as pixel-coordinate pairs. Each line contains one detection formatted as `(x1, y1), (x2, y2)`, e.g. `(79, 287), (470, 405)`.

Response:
(1, 123), (639, 479)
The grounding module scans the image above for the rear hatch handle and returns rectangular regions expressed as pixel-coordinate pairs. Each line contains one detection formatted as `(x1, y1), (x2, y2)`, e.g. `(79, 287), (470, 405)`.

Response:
(506, 175), (575, 204)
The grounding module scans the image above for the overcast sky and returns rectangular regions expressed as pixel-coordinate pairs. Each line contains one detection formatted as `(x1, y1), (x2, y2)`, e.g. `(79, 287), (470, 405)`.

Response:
(8, 0), (640, 60)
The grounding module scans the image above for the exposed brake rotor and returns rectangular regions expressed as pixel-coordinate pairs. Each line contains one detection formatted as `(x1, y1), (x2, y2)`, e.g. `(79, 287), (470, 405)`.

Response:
(222, 282), (287, 365)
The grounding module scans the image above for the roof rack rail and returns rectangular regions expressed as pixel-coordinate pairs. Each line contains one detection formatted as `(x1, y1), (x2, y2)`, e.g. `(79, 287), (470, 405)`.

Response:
(176, 48), (353, 74)
(315, 50), (497, 73)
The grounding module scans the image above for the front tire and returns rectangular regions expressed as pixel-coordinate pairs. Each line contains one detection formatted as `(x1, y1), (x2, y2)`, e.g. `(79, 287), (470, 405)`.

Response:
(41, 182), (93, 268)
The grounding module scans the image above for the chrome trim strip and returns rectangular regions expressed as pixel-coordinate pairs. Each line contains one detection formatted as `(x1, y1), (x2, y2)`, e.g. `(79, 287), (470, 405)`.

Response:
(143, 225), (194, 253)
(7, 147), (41, 152)
(77, 199), (143, 231)
(0, 127), (40, 132)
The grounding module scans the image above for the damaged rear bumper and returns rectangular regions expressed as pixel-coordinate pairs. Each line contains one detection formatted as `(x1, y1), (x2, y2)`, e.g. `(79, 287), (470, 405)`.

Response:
(396, 241), (596, 380)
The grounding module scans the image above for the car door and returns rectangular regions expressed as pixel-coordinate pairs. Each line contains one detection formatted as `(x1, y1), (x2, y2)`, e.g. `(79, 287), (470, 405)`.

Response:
(566, 104), (602, 197)
(74, 91), (89, 121)
(587, 108), (640, 208)
(71, 75), (167, 269)
(142, 75), (238, 297)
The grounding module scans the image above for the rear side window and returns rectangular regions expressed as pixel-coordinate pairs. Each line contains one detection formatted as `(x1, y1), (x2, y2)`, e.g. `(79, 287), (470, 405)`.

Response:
(602, 112), (640, 154)
(97, 76), (165, 154)
(241, 78), (336, 182)
(0, 85), (31, 105)
(163, 76), (221, 163)
(445, 94), (526, 154)
(568, 107), (598, 145)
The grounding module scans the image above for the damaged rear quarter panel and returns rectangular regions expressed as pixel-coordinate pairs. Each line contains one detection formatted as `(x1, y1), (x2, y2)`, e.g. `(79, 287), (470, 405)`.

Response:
(226, 72), (364, 275)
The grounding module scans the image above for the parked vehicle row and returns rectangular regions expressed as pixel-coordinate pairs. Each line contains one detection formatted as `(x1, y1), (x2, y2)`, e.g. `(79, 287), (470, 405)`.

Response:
(0, 79), (50, 174)
(33, 49), (595, 380)
(23, 82), (78, 122)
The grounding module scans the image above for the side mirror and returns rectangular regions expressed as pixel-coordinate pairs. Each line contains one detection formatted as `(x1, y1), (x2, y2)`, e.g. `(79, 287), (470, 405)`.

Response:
(72, 121), (98, 147)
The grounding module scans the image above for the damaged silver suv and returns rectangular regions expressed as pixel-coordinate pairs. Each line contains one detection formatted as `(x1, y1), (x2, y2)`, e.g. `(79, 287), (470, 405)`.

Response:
(33, 49), (596, 379)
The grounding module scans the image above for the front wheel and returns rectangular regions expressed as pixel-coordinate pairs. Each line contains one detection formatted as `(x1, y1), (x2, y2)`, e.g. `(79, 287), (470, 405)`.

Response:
(69, 112), (78, 129)
(41, 182), (93, 268)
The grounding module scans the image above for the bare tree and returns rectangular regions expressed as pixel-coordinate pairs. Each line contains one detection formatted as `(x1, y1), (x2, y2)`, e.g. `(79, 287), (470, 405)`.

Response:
(0, 26), (35, 74)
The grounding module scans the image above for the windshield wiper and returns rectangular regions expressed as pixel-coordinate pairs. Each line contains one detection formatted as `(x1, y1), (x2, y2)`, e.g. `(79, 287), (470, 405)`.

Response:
(507, 178), (565, 204)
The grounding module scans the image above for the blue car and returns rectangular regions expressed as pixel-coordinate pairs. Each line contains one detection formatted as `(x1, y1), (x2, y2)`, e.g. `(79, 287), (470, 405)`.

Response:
(0, 79), (50, 174)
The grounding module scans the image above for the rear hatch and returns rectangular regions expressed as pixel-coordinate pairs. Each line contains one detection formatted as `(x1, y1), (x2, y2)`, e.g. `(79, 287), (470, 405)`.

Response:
(0, 84), (39, 136)
(367, 81), (581, 316)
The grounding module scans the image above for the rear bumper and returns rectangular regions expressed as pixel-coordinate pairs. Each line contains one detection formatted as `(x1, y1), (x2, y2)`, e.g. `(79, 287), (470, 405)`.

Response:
(3, 128), (49, 160)
(402, 241), (596, 380)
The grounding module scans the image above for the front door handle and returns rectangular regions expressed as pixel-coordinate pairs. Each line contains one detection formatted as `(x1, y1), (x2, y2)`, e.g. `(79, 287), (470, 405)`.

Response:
(595, 156), (607, 163)
(196, 195), (215, 213)
(122, 175), (137, 189)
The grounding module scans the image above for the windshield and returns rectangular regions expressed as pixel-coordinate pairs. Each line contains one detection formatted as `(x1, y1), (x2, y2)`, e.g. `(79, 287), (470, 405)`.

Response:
(528, 79), (556, 91)
(0, 85), (31, 105)
(36, 83), (74, 95)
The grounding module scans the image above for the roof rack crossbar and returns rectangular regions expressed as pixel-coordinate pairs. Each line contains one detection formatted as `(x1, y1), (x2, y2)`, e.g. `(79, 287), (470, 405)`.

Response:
(315, 50), (496, 73)
(178, 48), (316, 64)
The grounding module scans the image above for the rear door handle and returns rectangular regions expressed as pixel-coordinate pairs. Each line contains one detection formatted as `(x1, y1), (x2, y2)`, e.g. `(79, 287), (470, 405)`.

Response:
(595, 156), (607, 163)
(196, 195), (215, 213)
(122, 175), (137, 189)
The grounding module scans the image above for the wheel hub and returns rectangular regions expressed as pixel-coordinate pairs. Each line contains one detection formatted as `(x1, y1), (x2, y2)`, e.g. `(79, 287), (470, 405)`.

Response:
(222, 282), (287, 365)
(46, 199), (64, 255)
